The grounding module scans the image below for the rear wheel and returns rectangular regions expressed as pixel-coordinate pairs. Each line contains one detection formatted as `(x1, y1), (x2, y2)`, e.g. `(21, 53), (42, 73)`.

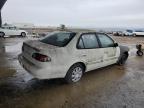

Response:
(21, 32), (26, 37)
(65, 64), (84, 83)
(118, 53), (128, 65)
(0, 32), (5, 38)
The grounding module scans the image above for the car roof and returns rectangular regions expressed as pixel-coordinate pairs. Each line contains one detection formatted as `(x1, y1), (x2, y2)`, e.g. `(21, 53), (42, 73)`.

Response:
(56, 30), (104, 34)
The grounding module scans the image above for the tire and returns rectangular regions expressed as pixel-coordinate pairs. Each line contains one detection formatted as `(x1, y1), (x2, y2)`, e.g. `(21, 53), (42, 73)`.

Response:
(21, 32), (26, 37)
(65, 64), (84, 83)
(133, 34), (136, 37)
(137, 51), (143, 56)
(0, 32), (5, 38)
(118, 53), (128, 65)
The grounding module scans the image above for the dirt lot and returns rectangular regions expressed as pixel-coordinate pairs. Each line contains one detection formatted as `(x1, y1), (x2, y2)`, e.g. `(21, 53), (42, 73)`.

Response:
(112, 36), (144, 48)
(0, 36), (144, 108)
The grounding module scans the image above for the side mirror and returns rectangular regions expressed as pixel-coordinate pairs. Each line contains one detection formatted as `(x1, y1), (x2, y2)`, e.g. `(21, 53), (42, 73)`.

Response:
(114, 43), (118, 47)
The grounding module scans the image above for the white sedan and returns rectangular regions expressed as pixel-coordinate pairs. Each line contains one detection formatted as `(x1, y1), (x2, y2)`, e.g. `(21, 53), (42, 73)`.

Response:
(0, 26), (27, 37)
(133, 30), (144, 36)
(18, 31), (129, 83)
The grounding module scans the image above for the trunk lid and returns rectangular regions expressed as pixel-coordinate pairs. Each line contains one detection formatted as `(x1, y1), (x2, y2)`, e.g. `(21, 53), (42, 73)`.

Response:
(22, 40), (59, 67)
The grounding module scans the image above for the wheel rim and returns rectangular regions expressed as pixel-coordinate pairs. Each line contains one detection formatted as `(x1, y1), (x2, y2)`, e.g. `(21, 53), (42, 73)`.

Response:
(22, 33), (26, 37)
(71, 67), (83, 82)
(137, 51), (143, 56)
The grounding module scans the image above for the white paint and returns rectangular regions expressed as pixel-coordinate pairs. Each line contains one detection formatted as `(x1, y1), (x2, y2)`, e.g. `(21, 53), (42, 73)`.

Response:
(18, 31), (122, 80)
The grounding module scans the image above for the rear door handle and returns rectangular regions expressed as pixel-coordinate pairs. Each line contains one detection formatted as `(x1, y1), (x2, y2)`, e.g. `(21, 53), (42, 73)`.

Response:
(82, 55), (87, 57)
(104, 51), (108, 54)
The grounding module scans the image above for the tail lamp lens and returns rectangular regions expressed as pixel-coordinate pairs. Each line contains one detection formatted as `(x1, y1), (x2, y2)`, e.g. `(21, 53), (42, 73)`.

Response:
(32, 53), (51, 62)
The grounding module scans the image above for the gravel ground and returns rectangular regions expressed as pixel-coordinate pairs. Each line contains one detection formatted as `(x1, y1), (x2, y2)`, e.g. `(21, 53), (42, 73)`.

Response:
(0, 36), (144, 108)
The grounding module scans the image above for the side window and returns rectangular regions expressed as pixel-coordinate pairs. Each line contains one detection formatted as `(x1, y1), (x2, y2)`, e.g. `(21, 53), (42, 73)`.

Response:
(77, 34), (99, 49)
(77, 38), (84, 49)
(97, 34), (114, 48)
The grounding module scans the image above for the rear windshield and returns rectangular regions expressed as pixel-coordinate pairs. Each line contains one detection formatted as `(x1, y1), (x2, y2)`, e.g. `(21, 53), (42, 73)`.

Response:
(40, 32), (76, 47)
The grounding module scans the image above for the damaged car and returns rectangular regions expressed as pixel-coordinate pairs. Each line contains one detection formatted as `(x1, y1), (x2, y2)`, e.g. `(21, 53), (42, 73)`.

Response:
(18, 31), (129, 83)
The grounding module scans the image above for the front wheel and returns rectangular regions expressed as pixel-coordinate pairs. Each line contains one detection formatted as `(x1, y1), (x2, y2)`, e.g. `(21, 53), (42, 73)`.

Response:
(118, 53), (128, 65)
(65, 64), (84, 83)
(21, 32), (26, 37)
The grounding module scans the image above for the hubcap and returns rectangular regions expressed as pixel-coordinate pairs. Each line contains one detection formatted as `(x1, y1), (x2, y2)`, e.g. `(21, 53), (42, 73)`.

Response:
(71, 67), (83, 82)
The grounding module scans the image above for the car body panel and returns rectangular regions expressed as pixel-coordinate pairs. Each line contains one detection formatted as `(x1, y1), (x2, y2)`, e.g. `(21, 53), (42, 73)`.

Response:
(133, 31), (144, 36)
(101, 47), (120, 66)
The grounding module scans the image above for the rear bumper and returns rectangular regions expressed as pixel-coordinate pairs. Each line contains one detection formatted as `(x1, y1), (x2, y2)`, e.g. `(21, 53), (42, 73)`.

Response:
(18, 54), (66, 79)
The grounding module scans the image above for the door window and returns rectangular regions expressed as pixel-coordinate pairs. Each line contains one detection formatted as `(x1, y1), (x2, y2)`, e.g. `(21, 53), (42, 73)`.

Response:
(77, 34), (99, 49)
(77, 38), (84, 49)
(97, 34), (114, 48)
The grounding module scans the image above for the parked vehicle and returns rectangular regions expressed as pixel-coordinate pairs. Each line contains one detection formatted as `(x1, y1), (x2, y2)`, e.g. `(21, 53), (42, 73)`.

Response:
(122, 30), (134, 36)
(0, 26), (27, 37)
(113, 31), (123, 36)
(133, 30), (144, 36)
(18, 31), (129, 83)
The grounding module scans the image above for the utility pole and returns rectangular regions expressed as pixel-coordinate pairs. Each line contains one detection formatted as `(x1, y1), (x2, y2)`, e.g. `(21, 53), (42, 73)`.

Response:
(0, 0), (7, 27)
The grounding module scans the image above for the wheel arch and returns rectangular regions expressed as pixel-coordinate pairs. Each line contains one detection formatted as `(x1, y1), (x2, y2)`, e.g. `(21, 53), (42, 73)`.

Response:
(21, 32), (27, 37)
(67, 62), (87, 74)
(119, 45), (129, 55)
(64, 62), (87, 83)
(118, 45), (129, 62)
(21, 31), (26, 34)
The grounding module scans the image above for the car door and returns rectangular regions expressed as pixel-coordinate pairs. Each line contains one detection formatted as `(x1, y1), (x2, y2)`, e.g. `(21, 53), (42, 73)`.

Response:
(3, 27), (10, 36)
(5, 27), (13, 36)
(77, 33), (103, 71)
(13, 27), (21, 35)
(97, 33), (120, 66)
(10, 27), (18, 35)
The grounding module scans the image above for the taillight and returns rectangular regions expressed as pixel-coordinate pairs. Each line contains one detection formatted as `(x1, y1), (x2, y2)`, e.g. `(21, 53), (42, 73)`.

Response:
(32, 53), (51, 62)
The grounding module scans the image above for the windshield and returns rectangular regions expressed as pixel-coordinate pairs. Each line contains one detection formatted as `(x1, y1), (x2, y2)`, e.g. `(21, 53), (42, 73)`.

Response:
(126, 30), (133, 33)
(40, 32), (76, 47)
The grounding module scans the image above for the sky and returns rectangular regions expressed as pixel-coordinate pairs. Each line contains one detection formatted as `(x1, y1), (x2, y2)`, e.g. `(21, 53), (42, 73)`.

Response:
(2, 0), (144, 28)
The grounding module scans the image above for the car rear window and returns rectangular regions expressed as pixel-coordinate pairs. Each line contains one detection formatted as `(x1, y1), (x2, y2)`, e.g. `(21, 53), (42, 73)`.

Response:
(40, 32), (76, 47)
